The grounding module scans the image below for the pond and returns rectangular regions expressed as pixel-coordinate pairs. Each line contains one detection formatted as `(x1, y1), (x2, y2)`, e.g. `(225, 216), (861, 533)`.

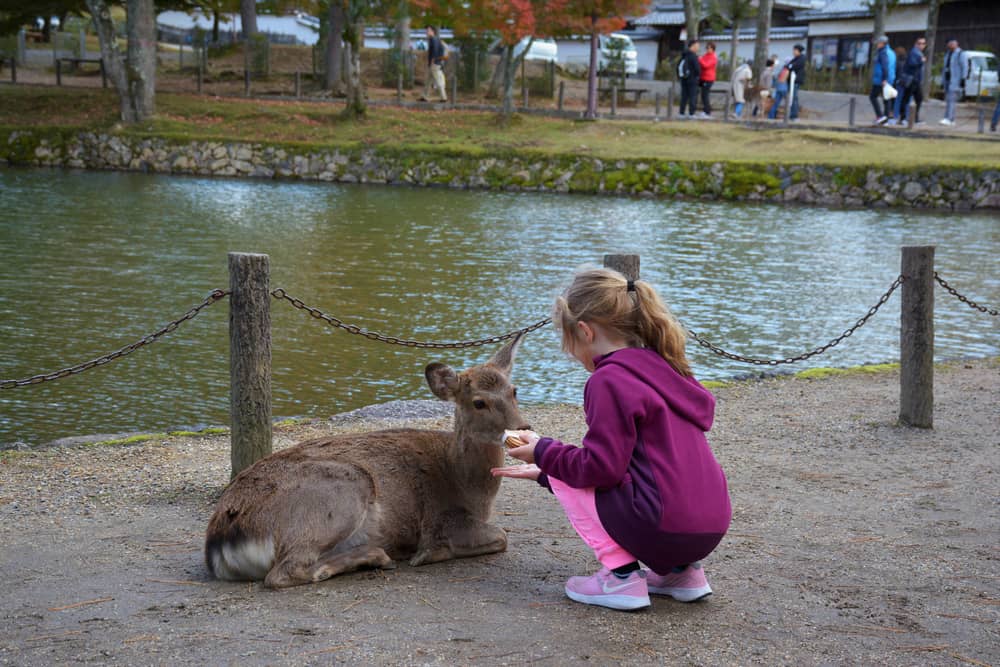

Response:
(1, 168), (997, 446)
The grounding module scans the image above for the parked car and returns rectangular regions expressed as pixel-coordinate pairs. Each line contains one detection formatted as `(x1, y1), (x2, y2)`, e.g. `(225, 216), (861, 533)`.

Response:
(963, 50), (998, 99)
(598, 33), (638, 77)
(498, 36), (558, 62)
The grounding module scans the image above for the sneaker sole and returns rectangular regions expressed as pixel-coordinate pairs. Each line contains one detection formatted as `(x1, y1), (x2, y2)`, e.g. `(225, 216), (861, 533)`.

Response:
(648, 585), (713, 602)
(564, 589), (651, 611)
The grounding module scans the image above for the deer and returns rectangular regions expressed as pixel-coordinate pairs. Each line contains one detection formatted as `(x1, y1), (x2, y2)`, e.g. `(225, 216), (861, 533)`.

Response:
(204, 333), (530, 588)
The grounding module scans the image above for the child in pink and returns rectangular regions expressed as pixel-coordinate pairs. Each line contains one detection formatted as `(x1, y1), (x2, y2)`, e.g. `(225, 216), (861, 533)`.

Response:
(493, 268), (731, 611)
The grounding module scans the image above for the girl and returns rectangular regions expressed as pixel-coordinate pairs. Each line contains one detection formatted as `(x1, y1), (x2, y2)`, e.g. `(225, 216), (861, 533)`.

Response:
(493, 268), (731, 611)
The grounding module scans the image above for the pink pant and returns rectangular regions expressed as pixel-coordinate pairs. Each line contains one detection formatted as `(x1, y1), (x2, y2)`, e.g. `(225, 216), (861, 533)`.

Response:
(548, 477), (636, 570)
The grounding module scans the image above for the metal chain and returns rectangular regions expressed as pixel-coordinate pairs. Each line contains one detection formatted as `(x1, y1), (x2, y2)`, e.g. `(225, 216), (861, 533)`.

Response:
(271, 288), (552, 349)
(0, 289), (230, 389)
(687, 275), (906, 366)
(935, 272), (999, 316)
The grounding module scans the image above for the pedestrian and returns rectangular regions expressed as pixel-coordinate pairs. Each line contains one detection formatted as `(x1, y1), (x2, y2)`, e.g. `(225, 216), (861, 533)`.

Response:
(890, 36), (927, 126)
(492, 268), (731, 611)
(420, 26), (448, 103)
(698, 42), (718, 117)
(991, 93), (1000, 132)
(939, 38), (969, 126)
(785, 44), (806, 121)
(752, 57), (775, 117)
(767, 56), (790, 120)
(869, 35), (897, 125)
(731, 59), (753, 118)
(677, 40), (702, 119)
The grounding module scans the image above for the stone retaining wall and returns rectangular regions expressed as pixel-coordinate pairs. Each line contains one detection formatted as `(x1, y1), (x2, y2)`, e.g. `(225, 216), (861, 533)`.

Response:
(3, 128), (999, 210)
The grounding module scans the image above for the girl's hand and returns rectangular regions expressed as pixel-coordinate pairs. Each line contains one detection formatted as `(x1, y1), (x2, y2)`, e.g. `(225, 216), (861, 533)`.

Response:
(504, 429), (539, 464)
(491, 464), (541, 480)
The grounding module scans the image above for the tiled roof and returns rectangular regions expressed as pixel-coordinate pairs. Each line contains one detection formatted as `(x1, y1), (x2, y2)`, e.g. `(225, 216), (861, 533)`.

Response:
(632, 10), (687, 26)
(795, 0), (924, 21)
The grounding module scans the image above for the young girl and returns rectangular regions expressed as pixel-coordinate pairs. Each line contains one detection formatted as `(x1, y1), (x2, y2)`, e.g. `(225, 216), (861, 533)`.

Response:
(493, 268), (731, 611)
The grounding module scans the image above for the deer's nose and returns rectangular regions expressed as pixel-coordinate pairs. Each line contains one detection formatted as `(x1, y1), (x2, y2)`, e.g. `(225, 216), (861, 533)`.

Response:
(517, 423), (532, 431)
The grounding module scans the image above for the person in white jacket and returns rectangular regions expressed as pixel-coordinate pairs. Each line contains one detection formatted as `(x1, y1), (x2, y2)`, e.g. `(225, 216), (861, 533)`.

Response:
(731, 60), (753, 118)
(939, 38), (970, 126)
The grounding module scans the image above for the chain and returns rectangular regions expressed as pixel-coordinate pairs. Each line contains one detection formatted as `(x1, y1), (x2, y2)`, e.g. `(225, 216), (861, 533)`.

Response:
(0, 289), (230, 389)
(687, 275), (906, 366)
(270, 288), (551, 349)
(935, 272), (999, 316)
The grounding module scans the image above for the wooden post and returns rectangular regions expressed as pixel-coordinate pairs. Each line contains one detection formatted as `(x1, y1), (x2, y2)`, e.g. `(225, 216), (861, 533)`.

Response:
(667, 86), (674, 120)
(229, 252), (273, 478)
(611, 85), (617, 116)
(244, 68), (251, 96)
(549, 60), (555, 98)
(723, 90), (731, 121)
(179, 43), (184, 70)
(10, 57), (15, 84)
(557, 80), (565, 111)
(655, 92), (661, 118)
(473, 50), (479, 92)
(450, 61), (457, 108)
(56, 58), (62, 86)
(396, 62), (403, 103)
(848, 97), (856, 127)
(603, 254), (640, 280)
(899, 245), (934, 429)
(197, 58), (203, 93)
(977, 108), (985, 134)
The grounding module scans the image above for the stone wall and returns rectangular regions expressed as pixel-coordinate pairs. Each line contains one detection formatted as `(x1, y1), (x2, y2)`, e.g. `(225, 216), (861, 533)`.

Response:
(3, 128), (999, 210)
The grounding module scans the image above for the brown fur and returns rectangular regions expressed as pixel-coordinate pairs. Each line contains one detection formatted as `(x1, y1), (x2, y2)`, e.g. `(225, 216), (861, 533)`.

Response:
(204, 335), (529, 588)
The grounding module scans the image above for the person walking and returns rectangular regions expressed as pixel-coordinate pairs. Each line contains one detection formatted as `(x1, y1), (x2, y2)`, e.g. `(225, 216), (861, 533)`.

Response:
(785, 44), (806, 121)
(420, 26), (448, 103)
(991, 94), (1000, 132)
(677, 40), (702, 119)
(752, 57), (775, 117)
(890, 36), (927, 126)
(697, 42), (718, 117)
(731, 60), (752, 118)
(939, 38), (969, 126)
(767, 56), (790, 120)
(869, 35), (897, 125)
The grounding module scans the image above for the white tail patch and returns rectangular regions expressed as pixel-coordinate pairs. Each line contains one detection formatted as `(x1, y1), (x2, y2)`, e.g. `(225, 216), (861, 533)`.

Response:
(211, 537), (275, 581)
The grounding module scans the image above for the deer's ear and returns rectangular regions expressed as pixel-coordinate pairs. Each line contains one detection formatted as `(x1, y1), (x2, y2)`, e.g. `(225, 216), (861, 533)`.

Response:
(425, 362), (459, 401)
(488, 332), (524, 378)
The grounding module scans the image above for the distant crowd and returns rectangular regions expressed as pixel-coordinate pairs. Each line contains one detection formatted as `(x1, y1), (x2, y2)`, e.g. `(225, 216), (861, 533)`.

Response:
(675, 35), (1000, 132)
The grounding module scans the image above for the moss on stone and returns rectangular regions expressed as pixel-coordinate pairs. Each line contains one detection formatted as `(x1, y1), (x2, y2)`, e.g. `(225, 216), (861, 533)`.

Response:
(723, 167), (782, 198)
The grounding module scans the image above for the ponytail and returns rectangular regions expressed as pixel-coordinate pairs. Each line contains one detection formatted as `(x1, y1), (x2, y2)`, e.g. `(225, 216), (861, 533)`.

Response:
(553, 267), (693, 377)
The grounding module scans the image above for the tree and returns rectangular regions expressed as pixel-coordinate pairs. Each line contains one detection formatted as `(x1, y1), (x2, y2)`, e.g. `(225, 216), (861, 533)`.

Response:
(708, 0), (755, 73)
(325, 0), (346, 92)
(752, 0), (772, 71)
(86, 0), (156, 123)
(240, 0), (257, 37)
(682, 0), (700, 43)
(922, 0), (940, 99)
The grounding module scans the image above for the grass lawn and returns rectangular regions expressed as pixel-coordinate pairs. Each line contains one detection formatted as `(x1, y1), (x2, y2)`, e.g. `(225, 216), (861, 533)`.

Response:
(2, 85), (999, 168)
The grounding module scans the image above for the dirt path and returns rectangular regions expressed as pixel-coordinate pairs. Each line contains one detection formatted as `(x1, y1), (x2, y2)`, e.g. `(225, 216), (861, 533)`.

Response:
(1, 359), (997, 666)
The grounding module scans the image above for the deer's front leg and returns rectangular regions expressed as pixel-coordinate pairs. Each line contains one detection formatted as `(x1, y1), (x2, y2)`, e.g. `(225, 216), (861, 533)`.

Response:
(409, 515), (507, 567)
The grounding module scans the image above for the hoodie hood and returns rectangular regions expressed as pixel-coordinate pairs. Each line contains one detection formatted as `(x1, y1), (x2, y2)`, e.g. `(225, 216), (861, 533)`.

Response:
(594, 348), (715, 432)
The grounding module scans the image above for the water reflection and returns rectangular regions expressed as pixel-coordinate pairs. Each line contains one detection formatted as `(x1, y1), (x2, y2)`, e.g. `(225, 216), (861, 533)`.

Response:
(1, 168), (997, 445)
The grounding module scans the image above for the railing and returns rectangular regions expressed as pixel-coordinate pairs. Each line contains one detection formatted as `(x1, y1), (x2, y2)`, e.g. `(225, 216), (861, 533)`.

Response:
(1, 249), (996, 478)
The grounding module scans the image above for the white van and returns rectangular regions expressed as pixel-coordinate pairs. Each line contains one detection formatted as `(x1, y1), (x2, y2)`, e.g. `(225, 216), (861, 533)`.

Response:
(598, 33), (638, 76)
(963, 50), (998, 99)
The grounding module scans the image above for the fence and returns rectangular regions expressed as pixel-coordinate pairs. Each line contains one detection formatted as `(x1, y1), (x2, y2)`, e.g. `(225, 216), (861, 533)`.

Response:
(1, 249), (996, 478)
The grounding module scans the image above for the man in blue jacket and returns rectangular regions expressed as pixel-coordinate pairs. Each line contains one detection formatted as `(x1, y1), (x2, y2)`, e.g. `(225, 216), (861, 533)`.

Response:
(869, 35), (896, 125)
(939, 38), (969, 126)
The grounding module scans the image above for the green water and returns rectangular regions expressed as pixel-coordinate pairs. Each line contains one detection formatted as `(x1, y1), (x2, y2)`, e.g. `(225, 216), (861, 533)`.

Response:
(1, 168), (997, 446)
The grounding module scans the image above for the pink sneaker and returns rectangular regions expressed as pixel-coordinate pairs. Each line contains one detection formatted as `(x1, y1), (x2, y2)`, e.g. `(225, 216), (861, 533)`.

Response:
(646, 563), (713, 602)
(564, 567), (651, 611)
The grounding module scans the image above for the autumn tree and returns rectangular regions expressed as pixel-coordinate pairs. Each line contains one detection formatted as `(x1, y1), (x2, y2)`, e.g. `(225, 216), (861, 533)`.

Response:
(708, 0), (755, 73)
(752, 0), (772, 71)
(86, 0), (157, 123)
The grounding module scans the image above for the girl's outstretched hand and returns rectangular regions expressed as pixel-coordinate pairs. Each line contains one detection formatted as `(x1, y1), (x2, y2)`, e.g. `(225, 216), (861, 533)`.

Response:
(491, 464), (541, 480)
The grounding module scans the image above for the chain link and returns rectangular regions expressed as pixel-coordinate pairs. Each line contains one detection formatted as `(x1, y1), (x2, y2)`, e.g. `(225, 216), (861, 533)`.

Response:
(0, 290), (230, 390)
(687, 275), (906, 366)
(935, 272), (999, 316)
(271, 288), (552, 349)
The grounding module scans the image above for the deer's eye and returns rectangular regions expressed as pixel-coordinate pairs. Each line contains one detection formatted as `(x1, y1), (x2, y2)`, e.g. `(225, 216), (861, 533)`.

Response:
(473, 399), (487, 410)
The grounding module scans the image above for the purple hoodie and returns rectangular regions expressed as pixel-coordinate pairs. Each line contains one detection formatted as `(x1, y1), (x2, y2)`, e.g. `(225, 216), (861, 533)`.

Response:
(534, 347), (731, 572)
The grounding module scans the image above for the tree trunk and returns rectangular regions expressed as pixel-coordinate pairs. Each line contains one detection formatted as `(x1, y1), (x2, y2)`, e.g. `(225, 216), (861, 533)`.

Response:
(240, 0), (258, 39)
(871, 0), (887, 67)
(86, 0), (156, 123)
(683, 0), (700, 42)
(126, 0), (156, 121)
(923, 0), (940, 99)
(325, 0), (345, 92)
(585, 15), (599, 120)
(344, 20), (365, 117)
(487, 47), (507, 98)
(753, 0), (772, 70)
(729, 18), (740, 73)
(501, 44), (517, 116)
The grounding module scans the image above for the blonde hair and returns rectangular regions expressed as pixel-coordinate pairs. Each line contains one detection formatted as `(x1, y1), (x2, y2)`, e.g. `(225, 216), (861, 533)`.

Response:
(553, 267), (692, 377)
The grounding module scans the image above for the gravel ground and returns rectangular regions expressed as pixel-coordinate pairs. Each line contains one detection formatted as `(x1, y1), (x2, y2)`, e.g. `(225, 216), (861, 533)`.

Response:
(1, 359), (997, 666)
